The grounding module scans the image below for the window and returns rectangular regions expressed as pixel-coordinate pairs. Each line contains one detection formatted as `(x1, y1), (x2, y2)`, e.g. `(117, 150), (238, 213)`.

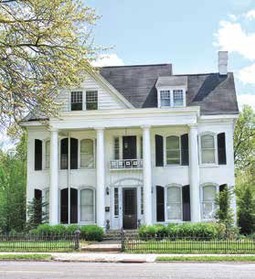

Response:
(80, 139), (94, 168)
(202, 185), (216, 220)
(201, 134), (216, 164)
(80, 188), (95, 223)
(173, 90), (184, 106)
(45, 140), (50, 169)
(86, 91), (98, 110)
(34, 139), (42, 170)
(160, 90), (171, 106)
(60, 138), (78, 169)
(71, 91), (83, 111)
(167, 186), (182, 220)
(166, 136), (180, 164)
(114, 137), (120, 160)
(114, 188), (119, 216)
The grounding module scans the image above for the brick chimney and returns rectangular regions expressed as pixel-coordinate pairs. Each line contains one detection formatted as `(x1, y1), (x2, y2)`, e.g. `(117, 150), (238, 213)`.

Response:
(218, 51), (228, 76)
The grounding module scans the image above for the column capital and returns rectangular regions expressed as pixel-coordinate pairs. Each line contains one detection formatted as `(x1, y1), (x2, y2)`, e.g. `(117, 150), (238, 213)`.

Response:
(141, 124), (151, 130)
(94, 127), (105, 131)
(188, 123), (198, 130)
(49, 127), (58, 133)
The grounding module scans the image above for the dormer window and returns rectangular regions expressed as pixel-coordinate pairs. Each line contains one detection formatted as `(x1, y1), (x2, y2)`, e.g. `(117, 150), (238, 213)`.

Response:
(156, 76), (187, 108)
(71, 91), (83, 111)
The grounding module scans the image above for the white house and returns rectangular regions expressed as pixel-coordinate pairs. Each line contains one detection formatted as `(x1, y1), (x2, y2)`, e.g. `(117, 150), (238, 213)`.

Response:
(21, 51), (239, 230)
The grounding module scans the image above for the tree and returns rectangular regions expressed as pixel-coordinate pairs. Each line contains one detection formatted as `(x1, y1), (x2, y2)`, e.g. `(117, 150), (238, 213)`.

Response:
(237, 184), (255, 235)
(0, 132), (27, 232)
(234, 105), (255, 171)
(0, 0), (98, 129)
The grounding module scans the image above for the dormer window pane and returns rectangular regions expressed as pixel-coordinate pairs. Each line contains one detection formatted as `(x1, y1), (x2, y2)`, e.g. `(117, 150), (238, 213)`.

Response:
(71, 91), (83, 111)
(86, 91), (98, 110)
(160, 90), (171, 106)
(173, 90), (184, 107)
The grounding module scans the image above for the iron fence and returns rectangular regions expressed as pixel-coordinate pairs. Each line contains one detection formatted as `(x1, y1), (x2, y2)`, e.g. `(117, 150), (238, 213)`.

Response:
(122, 232), (255, 254)
(0, 232), (80, 252)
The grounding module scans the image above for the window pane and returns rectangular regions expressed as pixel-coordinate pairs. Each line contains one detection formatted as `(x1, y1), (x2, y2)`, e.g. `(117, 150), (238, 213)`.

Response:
(71, 91), (83, 111)
(86, 91), (98, 110)
(167, 204), (182, 220)
(166, 136), (180, 164)
(201, 135), (214, 148)
(173, 90), (184, 106)
(203, 186), (216, 201)
(167, 136), (179, 149)
(80, 139), (94, 168)
(167, 187), (181, 203)
(160, 90), (171, 106)
(80, 189), (94, 222)
(201, 149), (215, 164)
(114, 137), (120, 160)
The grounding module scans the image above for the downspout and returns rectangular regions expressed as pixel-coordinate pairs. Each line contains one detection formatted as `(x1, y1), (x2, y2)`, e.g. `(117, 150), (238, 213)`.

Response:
(68, 132), (71, 225)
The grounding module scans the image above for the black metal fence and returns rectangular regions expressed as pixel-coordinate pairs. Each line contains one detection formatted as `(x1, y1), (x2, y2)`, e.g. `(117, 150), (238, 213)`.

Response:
(0, 232), (80, 252)
(121, 232), (255, 254)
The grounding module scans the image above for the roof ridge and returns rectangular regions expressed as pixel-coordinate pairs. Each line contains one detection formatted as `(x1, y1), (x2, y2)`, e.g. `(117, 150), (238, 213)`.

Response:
(101, 63), (171, 69)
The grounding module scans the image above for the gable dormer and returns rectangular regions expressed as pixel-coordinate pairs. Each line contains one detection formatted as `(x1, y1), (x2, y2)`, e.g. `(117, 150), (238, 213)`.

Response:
(156, 76), (188, 108)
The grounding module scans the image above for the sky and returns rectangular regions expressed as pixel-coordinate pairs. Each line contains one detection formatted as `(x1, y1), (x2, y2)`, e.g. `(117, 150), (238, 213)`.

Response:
(86, 0), (255, 109)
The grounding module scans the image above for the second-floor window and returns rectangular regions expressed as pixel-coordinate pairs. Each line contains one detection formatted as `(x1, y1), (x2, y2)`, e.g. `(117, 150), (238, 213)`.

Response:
(201, 134), (216, 164)
(71, 91), (83, 111)
(159, 89), (185, 108)
(166, 136), (180, 164)
(86, 91), (98, 110)
(80, 139), (94, 168)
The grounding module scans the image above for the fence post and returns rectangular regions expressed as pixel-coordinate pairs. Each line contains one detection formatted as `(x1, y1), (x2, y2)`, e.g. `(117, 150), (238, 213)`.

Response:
(74, 229), (81, 250)
(121, 227), (125, 252)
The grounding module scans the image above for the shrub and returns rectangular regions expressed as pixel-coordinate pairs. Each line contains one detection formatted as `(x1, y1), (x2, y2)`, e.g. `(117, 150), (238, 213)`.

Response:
(79, 225), (104, 241)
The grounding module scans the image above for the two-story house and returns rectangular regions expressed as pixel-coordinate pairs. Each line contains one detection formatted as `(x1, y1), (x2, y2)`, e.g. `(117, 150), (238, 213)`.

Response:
(21, 51), (238, 230)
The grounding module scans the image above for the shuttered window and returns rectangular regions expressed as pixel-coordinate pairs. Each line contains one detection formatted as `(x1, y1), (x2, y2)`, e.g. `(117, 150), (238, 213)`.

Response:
(201, 185), (216, 220)
(80, 188), (95, 222)
(80, 139), (94, 168)
(201, 134), (216, 164)
(61, 188), (78, 224)
(34, 139), (42, 170)
(167, 186), (182, 220)
(60, 138), (78, 169)
(166, 136), (180, 165)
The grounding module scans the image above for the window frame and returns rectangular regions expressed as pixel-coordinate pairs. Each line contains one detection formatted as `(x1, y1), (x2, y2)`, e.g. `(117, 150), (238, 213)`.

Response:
(79, 187), (96, 224)
(199, 132), (218, 165)
(69, 90), (99, 112)
(85, 90), (98, 110)
(165, 184), (183, 222)
(71, 91), (83, 111)
(157, 87), (186, 108)
(79, 138), (95, 169)
(165, 135), (181, 165)
(200, 183), (219, 221)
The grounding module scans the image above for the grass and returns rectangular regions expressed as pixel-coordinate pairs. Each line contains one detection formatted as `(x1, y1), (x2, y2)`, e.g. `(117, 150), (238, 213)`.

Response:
(0, 240), (74, 252)
(0, 254), (52, 261)
(156, 255), (255, 262)
(126, 239), (255, 254)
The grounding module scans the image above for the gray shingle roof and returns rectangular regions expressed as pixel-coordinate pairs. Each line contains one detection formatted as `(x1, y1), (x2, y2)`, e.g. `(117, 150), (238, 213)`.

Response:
(100, 65), (239, 115)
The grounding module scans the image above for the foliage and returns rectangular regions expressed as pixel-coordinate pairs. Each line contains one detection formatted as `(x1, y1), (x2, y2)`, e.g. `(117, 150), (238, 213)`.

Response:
(234, 105), (255, 171)
(31, 224), (104, 241)
(237, 184), (255, 234)
(0, 0), (99, 130)
(138, 223), (226, 240)
(156, 255), (255, 262)
(0, 133), (27, 232)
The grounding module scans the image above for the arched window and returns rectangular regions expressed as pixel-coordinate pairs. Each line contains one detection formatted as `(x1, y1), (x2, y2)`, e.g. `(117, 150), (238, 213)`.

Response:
(201, 185), (217, 220)
(166, 186), (182, 220)
(80, 139), (94, 168)
(45, 140), (50, 169)
(201, 134), (215, 164)
(80, 188), (95, 223)
(166, 136), (180, 164)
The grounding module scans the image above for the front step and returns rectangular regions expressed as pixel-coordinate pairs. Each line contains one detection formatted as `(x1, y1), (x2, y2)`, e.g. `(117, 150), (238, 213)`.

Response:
(81, 243), (121, 253)
(103, 229), (138, 241)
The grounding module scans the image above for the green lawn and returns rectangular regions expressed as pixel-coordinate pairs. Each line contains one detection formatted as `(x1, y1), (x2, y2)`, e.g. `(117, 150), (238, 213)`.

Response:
(0, 254), (52, 261)
(125, 239), (255, 254)
(156, 255), (255, 262)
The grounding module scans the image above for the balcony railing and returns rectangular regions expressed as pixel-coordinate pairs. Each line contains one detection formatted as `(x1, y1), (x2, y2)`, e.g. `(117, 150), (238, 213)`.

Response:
(110, 159), (143, 170)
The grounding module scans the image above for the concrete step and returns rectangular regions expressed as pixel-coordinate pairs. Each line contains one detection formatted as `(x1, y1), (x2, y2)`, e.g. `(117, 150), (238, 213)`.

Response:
(81, 243), (121, 253)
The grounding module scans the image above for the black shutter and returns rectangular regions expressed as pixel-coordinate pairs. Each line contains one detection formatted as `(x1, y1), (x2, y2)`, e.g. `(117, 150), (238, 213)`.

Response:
(34, 139), (42, 170)
(182, 185), (191, 221)
(181, 134), (189, 166)
(61, 138), (68, 169)
(61, 188), (68, 224)
(156, 186), (165, 222)
(70, 138), (78, 169)
(217, 133), (226, 165)
(70, 188), (78, 223)
(155, 135), (164, 167)
(34, 189), (42, 224)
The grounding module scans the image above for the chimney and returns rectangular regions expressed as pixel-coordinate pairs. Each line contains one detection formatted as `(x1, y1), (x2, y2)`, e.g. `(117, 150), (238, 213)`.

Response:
(218, 51), (228, 75)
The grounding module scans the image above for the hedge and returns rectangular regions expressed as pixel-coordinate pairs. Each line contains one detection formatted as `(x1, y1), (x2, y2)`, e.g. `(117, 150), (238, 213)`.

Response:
(138, 223), (227, 240)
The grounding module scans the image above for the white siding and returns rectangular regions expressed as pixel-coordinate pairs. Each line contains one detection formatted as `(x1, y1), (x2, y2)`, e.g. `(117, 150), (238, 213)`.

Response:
(58, 74), (126, 112)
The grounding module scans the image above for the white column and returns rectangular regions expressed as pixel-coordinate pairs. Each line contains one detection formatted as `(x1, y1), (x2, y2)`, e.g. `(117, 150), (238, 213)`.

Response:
(96, 128), (105, 228)
(49, 128), (59, 225)
(142, 125), (152, 225)
(189, 124), (200, 222)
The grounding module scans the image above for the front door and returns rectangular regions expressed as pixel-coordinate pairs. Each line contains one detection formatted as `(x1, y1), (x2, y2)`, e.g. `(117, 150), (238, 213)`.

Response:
(123, 188), (137, 229)
(123, 136), (137, 159)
